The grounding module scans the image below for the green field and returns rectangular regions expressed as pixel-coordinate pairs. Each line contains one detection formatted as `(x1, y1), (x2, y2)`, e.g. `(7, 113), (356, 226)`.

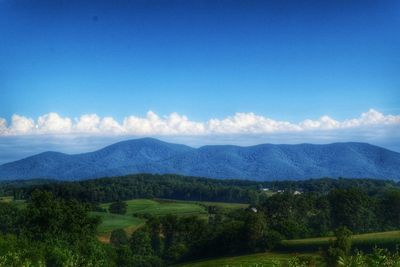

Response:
(94, 198), (248, 242)
(1, 196), (248, 242)
(91, 211), (146, 234)
(117, 199), (208, 217)
(158, 199), (249, 210)
(175, 252), (321, 267)
(0, 196), (13, 202)
(281, 230), (400, 252)
(0, 196), (26, 209)
(176, 231), (400, 267)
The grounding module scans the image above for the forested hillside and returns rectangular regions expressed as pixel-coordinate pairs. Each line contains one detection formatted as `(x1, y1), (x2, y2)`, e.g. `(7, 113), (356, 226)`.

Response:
(1, 138), (400, 180)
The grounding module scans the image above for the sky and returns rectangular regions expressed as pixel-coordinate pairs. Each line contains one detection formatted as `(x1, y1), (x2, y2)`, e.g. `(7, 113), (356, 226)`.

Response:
(0, 0), (399, 163)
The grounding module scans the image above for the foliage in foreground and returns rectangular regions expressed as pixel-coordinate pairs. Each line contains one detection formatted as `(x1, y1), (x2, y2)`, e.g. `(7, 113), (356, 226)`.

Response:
(1, 175), (400, 266)
(0, 190), (115, 266)
(324, 226), (400, 267)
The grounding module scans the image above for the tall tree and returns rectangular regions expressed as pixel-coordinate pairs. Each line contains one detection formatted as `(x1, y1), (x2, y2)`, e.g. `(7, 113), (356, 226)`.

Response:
(329, 189), (376, 233)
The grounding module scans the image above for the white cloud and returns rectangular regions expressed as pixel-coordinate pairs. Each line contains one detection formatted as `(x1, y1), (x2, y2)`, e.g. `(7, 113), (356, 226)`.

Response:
(208, 112), (301, 134)
(342, 109), (400, 127)
(0, 109), (399, 137)
(122, 111), (205, 135)
(37, 113), (72, 134)
(0, 118), (7, 135)
(8, 115), (35, 134)
(300, 115), (340, 130)
(74, 114), (101, 133)
(99, 117), (124, 134)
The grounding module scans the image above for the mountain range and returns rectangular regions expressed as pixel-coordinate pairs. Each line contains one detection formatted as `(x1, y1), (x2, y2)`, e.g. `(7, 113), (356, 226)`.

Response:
(0, 138), (399, 180)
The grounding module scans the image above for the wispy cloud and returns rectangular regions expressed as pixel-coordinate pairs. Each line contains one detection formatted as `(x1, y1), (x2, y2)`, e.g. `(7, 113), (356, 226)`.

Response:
(0, 109), (399, 136)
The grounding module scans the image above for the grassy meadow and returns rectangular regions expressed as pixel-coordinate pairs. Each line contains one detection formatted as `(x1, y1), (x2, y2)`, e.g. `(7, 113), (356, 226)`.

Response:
(176, 231), (400, 267)
(94, 198), (248, 242)
(91, 211), (146, 234)
(0, 195), (27, 208)
(281, 230), (400, 252)
(175, 252), (322, 267)
(1, 196), (248, 243)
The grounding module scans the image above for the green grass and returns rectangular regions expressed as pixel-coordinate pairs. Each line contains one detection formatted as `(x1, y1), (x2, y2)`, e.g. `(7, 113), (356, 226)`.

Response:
(175, 252), (321, 267)
(90, 211), (145, 234)
(281, 230), (400, 252)
(0, 196), (26, 209)
(95, 199), (208, 242)
(95, 198), (248, 242)
(0, 196), (13, 202)
(124, 199), (208, 217)
(176, 231), (400, 267)
(157, 199), (249, 210)
(100, 198), (248, 218)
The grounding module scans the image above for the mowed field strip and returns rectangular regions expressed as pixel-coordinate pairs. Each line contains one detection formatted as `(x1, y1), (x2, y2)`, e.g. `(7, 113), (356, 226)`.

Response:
(174, 252), (322, 267)
(176, 231), (400, 267)
(93, 198), (248, 242)
(281, 230), (400, 252)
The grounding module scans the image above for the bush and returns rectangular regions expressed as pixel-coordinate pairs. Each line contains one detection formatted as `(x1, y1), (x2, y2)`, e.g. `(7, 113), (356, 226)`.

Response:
(130, 230), (154, 256)
(110, 229), (128, 247)
(164, 243), (188, 262)
(262, 230), (284, 250)
(325, 227), (352, 267)
(109, 200), (127, 214)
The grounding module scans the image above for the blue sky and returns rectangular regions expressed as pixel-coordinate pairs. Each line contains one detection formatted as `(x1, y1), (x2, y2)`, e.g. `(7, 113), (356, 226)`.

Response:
(0, 0), (399, 162)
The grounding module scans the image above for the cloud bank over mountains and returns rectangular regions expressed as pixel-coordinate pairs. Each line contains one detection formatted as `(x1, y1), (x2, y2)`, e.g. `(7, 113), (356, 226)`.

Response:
(0, 109), (399, 136)
(0, 109), (399, 165)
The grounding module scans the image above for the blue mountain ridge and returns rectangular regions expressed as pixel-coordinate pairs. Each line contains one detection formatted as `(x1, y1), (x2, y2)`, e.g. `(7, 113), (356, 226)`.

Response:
(0, 138), (399, 180)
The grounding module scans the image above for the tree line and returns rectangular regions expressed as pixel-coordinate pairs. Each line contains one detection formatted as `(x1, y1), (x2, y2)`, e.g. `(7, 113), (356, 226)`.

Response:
(1, 174), (398, 204)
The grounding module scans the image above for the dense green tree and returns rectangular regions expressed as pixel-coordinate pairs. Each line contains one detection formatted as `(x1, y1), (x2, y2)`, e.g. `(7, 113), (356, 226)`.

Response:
(109, 200), (128, 214)
(329, 189), (376, 233)
(177, 216), (208, 252)
(325, 227), (353, 267)
(164, 243), (188, 262)
(242, 211), (268, 251)
(0, 191), (112, 267)
(110, 229), (129, 247)
(130, 229), (154, 256)
(379, 189), (400, 229)
(208, 220), (244, 255)
(0, 203), (21, 234)
(23, 190), (99, 244)
(261, 193), (310, 239)
(147, 217), (163, 255)
(161, 214), (178, 251)
(309, 196), (332, 236)
(259, 230), (283, 250)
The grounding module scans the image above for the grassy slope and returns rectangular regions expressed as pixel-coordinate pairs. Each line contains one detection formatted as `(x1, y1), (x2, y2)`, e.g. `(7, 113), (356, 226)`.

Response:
(95, 199), (247, 242)
(281, 231), (400, 252)
(1, 196), (247, 242)
(91, 211), (146, 234)
(0, 196), (26, 209)
(175, 252), (321, 267)
(158, 199), (249, 210)
(0, 196), (13, 202)
(121, 199), (208, 217)
(177, 231), (400, 267)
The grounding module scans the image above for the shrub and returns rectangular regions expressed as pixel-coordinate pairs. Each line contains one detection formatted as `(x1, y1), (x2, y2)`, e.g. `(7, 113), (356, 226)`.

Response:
(110, 229), (129, 247)
(109, 200), (127, 214)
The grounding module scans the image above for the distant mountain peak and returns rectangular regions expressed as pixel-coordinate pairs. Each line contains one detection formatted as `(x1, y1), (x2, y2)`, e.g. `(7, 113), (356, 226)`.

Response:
(0, 138), (399, 181)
